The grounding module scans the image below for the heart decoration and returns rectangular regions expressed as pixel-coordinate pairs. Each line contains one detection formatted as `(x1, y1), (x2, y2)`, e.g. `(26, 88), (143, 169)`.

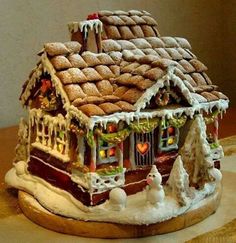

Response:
(136, 142), (150, 156)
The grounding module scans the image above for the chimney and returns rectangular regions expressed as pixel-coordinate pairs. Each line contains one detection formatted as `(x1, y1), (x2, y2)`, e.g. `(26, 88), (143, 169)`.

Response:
(68, 13), (103, 53)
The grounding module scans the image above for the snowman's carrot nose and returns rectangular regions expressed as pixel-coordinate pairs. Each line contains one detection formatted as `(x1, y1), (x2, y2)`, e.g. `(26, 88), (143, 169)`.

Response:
(146, 177), (152, 185)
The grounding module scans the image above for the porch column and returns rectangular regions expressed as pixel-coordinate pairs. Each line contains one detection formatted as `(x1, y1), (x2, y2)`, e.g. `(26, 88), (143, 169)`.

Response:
(117, 143), (123, 168)
(129, 132), (136, 170)
(90, 141), (96, 172)
(77, 135), (85, 166)
(213, 116), (219, 142)
(64, 128), (70, 155)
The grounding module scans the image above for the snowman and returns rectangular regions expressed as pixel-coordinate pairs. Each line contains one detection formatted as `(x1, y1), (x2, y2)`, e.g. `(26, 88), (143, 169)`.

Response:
(146, 165), (165, 206)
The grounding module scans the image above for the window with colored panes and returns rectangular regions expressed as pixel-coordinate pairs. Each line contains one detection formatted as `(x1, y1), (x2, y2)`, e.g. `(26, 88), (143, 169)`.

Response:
(158, 119), (179, 152)
(97, 124), (118, 164)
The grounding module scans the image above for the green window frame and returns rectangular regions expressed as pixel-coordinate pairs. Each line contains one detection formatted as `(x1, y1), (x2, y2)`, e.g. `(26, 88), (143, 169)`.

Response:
(158, 119), (179, 152)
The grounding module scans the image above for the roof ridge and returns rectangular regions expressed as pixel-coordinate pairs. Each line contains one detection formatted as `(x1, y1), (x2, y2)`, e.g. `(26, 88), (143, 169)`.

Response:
(43, 41), (82, 57)
(98, 10), (152, 17)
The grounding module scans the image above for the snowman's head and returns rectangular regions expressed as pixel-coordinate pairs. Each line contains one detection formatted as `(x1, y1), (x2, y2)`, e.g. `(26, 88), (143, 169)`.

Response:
(146, 165), (162, 187)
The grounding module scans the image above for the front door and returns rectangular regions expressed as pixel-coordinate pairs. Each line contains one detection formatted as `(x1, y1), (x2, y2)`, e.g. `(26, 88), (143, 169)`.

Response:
(134, 131), (155, 166)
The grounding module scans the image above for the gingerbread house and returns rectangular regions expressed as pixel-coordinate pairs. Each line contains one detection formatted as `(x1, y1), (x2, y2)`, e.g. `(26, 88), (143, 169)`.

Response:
(16, 10), (228, 206)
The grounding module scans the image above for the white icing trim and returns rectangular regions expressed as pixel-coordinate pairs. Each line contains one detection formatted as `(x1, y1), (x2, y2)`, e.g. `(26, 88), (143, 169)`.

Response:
(79, 19), (103, 39)
(20, 54), (92, 128)
(66, 104), (92, 130)
(31, 155), (71, 177)
(89, 99), (229, 129)
(31, 143), (70, 162)
(20, 53), (72, 116)
(68, 19), (103, 38)
(20, 65), (43, 106)
(88, 169), (126, 194)
(29, 108), (70, 162)
(123, 178), (146, 188)
(41, 53), (70, 106)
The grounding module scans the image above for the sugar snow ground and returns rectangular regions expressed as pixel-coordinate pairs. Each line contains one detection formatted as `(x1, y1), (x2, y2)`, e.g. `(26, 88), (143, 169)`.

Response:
(5, 165), (217, 225)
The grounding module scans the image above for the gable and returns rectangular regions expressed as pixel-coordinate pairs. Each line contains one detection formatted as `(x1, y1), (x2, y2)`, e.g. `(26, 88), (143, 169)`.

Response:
(20, 58), (71, 109)
(134, 68), (197, 111)
(28, 74), (64, 112)
(145, 82), (189, 109)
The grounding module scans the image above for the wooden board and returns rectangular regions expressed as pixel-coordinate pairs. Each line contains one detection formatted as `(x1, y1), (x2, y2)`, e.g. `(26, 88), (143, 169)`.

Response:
(220, 135), (236, 156)
(186, 218), (236, 243)
(18, 185), (222, 238)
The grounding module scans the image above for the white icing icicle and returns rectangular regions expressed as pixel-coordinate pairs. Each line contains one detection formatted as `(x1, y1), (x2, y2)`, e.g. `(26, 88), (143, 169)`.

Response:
(79, 19), (103, 39)
(29, 108), (70, 162)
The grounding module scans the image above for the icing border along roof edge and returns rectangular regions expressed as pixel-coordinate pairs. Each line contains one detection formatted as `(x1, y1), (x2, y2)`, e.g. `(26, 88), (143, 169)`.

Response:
(88, 99), (229, 129)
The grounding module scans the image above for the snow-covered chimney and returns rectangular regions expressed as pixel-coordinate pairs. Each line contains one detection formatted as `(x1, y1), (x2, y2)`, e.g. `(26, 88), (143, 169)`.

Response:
(68, 13), (103, 53)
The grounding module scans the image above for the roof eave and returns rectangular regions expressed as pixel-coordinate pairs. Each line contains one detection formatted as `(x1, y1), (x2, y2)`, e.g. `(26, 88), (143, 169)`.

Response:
(88, 99), (229, 130)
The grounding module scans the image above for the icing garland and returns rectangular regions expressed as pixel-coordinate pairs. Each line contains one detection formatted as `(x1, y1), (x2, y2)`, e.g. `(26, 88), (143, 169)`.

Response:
(96, 128), (130, 144)
(129, 118), (159, 133)
(96, 166), (123, 176)
(85, 130), (96, 148)
(81, 112), (218, 148)
(85, 117), (187, 147)
(203, 110), (219, 124)
(169, 115), (187, 128)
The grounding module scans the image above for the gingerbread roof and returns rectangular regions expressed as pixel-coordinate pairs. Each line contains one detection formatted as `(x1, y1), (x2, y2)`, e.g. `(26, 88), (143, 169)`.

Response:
(20, 10), (228, 122)
(98, 10), (160, 40)
(100, 37), (228, 104)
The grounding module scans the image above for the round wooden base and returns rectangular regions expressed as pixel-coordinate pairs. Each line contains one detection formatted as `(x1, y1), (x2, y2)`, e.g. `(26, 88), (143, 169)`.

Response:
(18, 186), (222, 238)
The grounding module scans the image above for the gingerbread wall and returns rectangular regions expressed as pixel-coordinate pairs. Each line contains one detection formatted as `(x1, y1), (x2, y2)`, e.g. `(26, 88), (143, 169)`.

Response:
(0, 0), (235, 127)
